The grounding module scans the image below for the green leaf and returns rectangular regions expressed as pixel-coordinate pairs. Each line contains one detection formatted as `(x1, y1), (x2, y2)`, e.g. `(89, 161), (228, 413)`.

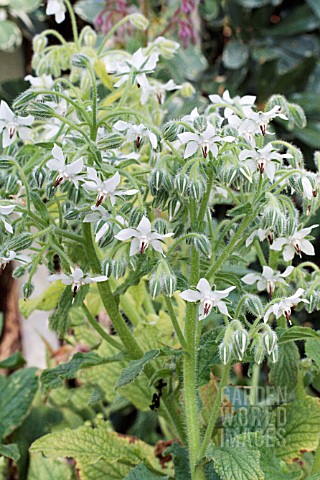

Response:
(0, 351), (26, 369)
(222, 41), (249, 70)
(294, 121), (320, 149)
(74, 0), (102, 22)
(0, 443), (20, 462)
(49, 286), (73, 337)
(267, 5), (320, 36)
(206, 446), (264, 480)
(306, 0), (320, 19)
(125, 464), (168, 480)
(0, 368), (38, 439)
(165, 443), (190, 480)
(228, 202), (252, 217)
(278, 327), (320, 344)
(115, 350), (160, 388)
(41, 351), (124, 391)
(28, 454), (72, 480)
(268, 342), (299, 392)
(30, 424), (165, 479)
(276, 396), (320, 462)
(0, 20), (22, 52)
(19, 281), (65, 318)
(306, 339), (320, 368)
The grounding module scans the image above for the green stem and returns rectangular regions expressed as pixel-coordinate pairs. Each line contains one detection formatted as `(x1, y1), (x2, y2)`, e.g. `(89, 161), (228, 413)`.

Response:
(64, 0), (79, 46)
(82, 222), (143, 359)
(249, 363), (260, 405)
(81, 303), (124, 351)
(54, 228), (83, 243)
(206, 214), (253, 281)
(164, 296), (188, 350)
(42, 29), (67, 44)
(198, 168), (214, 223)
(97, 15), (139, 56)
(199, 363), (231, 460)
(254, 239), (267, 266)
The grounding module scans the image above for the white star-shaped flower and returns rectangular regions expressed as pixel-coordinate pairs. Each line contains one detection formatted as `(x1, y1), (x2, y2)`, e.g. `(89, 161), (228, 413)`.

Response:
(239, 143), (292, 182)
(139, 74), (180, 105)
(0, 101), (33, 148)
(178, 123), (234, 159)
(246, 227), (275, 247)
(83, 168), (138, 207)
(114, 215), (173, 256)
(112, 48), (159, 87)
(271, 224), (318, 261)
(242, 266), (294, 296)
(264, 288), (309, 325)
(181, 107), (200, 125)
(179, 278), (235, 320)
(246, 105), (288, 136)
(46, 0), (66, 24)
(0, 205), (15, 233)
(46, 144), (84, 188)
(113, 120), (158, 149)
(48, 266), (108, 298)
(209, 90), (256, 118)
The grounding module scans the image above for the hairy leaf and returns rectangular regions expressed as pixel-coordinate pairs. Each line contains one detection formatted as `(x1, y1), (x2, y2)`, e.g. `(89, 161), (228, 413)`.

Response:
(115, 350), (160, 388)
(0, 443), (20, 462)
(0, 368), (38, 439)
(124, 463), (168, 480)
(206, 446), (264, 480)
(278, 327), (320, 344)
(268, 342), (299, 392)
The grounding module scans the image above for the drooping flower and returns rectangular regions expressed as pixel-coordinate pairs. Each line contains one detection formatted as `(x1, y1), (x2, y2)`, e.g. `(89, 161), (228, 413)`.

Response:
(241, 266), (294, 296)
(139, 74), (180, 105)
(114, 215), (173, 255)
(48, 266), (108, 298)
(178, 123), (234, 159)
(270, 224), (318, 261)
(46, 144), (84, 188)
(264, 288), (309, 325)
(246, 105), (288, 136)
(209, 90), (256, 118)
(239, 143), (292, 182)
(83, 168), (138, 207)
(0, 101), (33, 148)
(180, 277), (235, 320)
(46, 0), (66, 24)
(113, 120), (158, 149)
(0, 205), (15, 233)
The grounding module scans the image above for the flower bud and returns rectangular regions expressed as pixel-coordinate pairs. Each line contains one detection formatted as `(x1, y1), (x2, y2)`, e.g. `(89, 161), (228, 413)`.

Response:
(174, 174), (189, 197)
(64, 209), (80, 220)
(262, 327), (277, 356)
(0, 157), (12, 170)
(129, 208), (143, 227)
(71, 54), (91, 69)
(219, 340), (233, 365)
(28, 101), (54, 119)
(150, 37), (180, 59)
(234, 328), (249, 361)
(194, 115), (207, 133)
(129, 13), (149, 31)
(244, 294), (264, 318)
(96, 222), (114, 248)
(12, 265), (26, 279)
(168, 198), (183, 221)
(82, 26), (97, 47)
(112, 259), (127, 279)
(162, 121), (179, 142)
(193, 234), (212, 259)
(7, 233), (33, 252)
(149, 260), (176, 298)
(254, 336), (266, 365)
(23, 282), (34, 300)
(80, 71), (91, 92)
(150, 169), (164, 193)
(33, 34), (47, 53)
(189, 180), (204, 201)
(152, 189), (169, 209)
(97, 134), (124, 150)
(101, 259), (112, 277)
(180, 82), (195, 98)
(33, 167), (46, 188)
(153, 218), (168, 235)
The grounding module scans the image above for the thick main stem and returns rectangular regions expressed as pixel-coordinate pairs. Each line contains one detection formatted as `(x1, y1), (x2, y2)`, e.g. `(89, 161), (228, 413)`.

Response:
(199, 363), (231, 460)
(183, 250), (205, 480)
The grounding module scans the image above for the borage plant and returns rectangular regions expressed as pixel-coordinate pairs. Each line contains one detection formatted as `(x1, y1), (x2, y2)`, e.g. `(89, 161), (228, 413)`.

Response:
(1, 2), (320, 479)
